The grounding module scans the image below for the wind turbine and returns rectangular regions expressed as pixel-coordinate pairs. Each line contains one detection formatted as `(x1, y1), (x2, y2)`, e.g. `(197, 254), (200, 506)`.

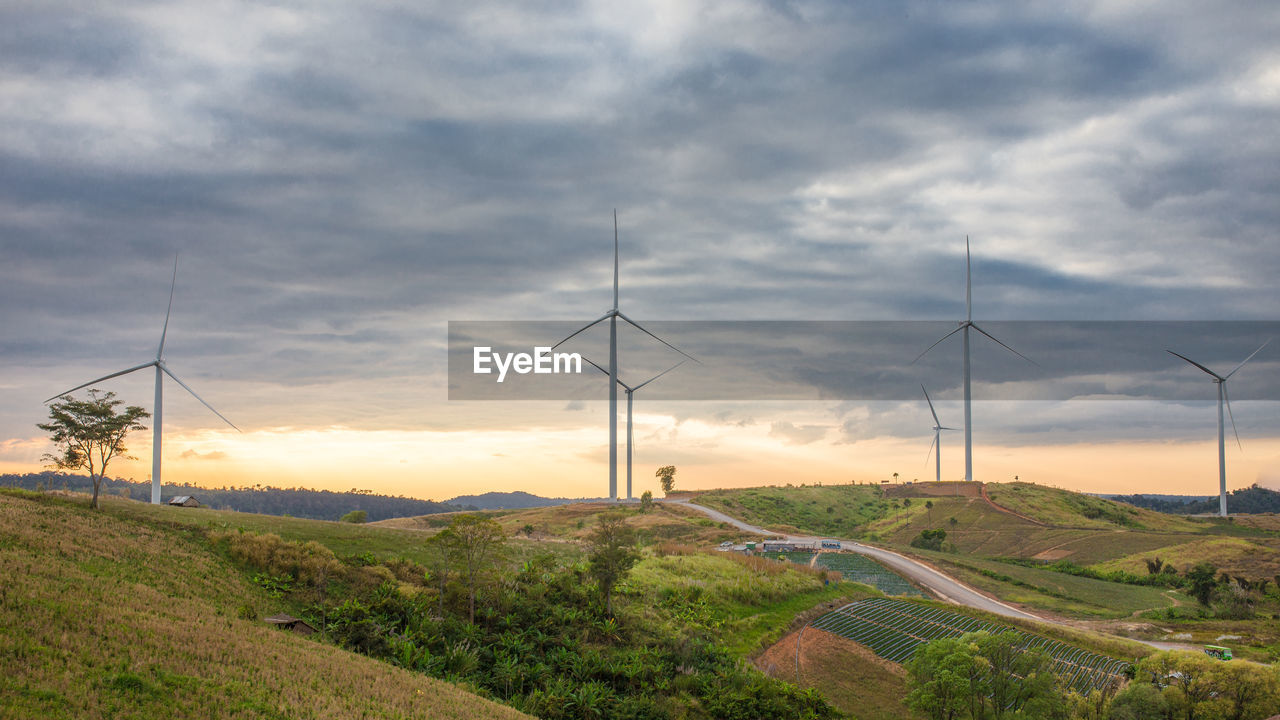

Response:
(1167, 339), (1270, 517)
(552, 211), (695, 500)
(45, 256), (240, 504)
(921, 384), (959, 483)
(582, 357), (685, 500)
(914, 237), (1034, 482)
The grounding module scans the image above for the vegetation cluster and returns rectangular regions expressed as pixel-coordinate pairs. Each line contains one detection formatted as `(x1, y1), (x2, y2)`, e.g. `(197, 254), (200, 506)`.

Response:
(906, 634), (1280, 720)
(0, 471), (459, 521)
(216, 511), (844, 719)
(1113, 485), (1280, 515)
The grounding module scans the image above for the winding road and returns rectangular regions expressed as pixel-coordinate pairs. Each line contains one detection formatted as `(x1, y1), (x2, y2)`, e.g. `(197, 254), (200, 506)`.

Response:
(667, 498), (1039, 620)
(668, 498), (1196, 651)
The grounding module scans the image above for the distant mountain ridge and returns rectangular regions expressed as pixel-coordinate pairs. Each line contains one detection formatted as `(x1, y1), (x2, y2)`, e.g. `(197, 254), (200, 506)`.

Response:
(445, 490), (608, 510)
(1109, 484), (1280, 514)
(0, 472), (459, 522)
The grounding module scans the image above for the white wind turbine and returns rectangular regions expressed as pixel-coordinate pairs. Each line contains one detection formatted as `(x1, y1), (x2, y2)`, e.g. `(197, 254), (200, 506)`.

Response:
(46, 256), (240, 504)
(1167, 339), (1270, 517)
(582, 357), (685, 500)
(914, 237), (1034, 482)
(553, 211), (695, 500)
(921, 384), (959, 483)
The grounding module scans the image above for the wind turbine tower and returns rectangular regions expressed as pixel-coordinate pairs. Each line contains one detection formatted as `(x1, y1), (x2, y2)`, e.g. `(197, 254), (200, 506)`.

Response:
(583, 358), (684, 499)
(46, 256), (240, 504)
(915, 237), (1033, 482)
(922, 384), (958, 483)
(1167, 340), (1270, 517)
(553, 212), (695, 500)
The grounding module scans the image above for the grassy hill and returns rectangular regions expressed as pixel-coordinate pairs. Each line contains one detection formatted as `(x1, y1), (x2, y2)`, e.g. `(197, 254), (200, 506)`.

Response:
(375, 500), (758, 546)
(0, 489), (529, 720)
(4, 488), (864, 719)
(983, 482), (1206, 532)
(686, 481), (1280, 639)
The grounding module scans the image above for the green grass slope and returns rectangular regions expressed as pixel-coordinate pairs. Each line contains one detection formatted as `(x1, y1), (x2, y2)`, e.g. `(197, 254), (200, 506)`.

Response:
(983, 482), (1206, 532)
(694, 484), (890, 536)
(0, 490), (529, 720)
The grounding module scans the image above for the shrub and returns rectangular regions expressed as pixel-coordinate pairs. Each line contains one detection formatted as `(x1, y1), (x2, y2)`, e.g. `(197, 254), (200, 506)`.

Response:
(910, 528), (947, 551)
(340, 510), (368, 523)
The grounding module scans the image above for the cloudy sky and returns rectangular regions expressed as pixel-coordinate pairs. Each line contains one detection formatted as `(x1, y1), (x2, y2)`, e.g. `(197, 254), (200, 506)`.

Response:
(4, 1), (1280, 501)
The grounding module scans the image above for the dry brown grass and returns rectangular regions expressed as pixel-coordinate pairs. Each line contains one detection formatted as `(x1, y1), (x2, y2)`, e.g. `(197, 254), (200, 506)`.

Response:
(756, 627), (916, 720)
(0, 490), (530, 720)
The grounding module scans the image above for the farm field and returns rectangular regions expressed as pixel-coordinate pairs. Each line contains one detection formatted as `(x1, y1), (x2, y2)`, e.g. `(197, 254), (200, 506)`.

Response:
(909, 550), (1182, 618)
(809, 598), (1131, 695)
(813, 553), (924, 597)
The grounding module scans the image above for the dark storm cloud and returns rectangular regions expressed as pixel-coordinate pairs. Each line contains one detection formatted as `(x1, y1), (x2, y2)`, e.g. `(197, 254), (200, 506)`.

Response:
(3, 0), (1280, 445)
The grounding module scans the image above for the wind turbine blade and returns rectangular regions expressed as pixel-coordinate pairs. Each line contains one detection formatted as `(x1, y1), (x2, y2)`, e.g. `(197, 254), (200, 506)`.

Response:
(551, 312), (612, 350)
(971, 323), (1039, 366)
(159, 364), (240, 431)
(616, 311), (699, 363)
(45, 361), (156, 402)
(1223, 384), (1242, 451)
(613, 209), (619, 312)
(924, 434), (936, 466)
(1224, 338), (1271, 379)
(965, 235), (972, 323)
(633, 360), (685, 391)
(1166, 350), (1222, 380)
(580, 355), (610, 378)
(158, 254), (179, 359)
(580, 355), (632, 390)
(911, 325), (964, 364)
(940, 426), (960, 431)
(921, 384), (941, 426)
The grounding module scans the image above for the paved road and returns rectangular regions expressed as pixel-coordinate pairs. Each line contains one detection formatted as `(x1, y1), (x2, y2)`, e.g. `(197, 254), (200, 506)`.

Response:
(667, 498), (1040, 620)
(666, 499), (1204, 652)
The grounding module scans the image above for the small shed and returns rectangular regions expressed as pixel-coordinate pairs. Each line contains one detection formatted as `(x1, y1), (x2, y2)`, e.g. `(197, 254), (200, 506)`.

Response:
(168, 496), (200, 507)
(264, 614), (316, 635)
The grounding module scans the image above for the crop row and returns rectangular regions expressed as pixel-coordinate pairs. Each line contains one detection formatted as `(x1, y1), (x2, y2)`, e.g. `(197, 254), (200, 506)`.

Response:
(814, 553), (925, 597)
(809, 598), (1129, 694)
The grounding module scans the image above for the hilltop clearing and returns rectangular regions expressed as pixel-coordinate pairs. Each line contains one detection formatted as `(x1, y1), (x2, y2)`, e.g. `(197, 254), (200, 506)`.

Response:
(376, 500), (762, 546)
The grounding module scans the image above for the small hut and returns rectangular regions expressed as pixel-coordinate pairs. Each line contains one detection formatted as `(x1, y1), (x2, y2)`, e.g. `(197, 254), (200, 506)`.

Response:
(168, 496), (200, 508)
(264, 614), (316, 635)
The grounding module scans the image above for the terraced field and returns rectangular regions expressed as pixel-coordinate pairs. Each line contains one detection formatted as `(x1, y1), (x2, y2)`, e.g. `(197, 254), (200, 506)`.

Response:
(814, 553), (925, 597)
(809, 598), (1130, 695)
(762, 551), (815, 565)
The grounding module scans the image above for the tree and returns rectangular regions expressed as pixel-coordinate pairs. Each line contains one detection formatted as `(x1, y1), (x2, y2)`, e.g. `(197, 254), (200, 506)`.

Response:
(1140, 651), (1218, 720)
(1109, 682), (1169, 720)
(655, 466), (676, 495)
(974, 632), (1062, 718)
(1187, 562), (1219, 606)
(639, 490), (653, 513)
(38, 390), (149, 509)
(444, 513), (506, 624)
(424, 528), (456, 618)
(587, 512), (640, 616)
(905, 637), (973, 720)
(339, 509), (367, 523)
(926, 499), (934, 526)
(1216, 660), (1280, 720)
(906, 632), (1066, 720)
